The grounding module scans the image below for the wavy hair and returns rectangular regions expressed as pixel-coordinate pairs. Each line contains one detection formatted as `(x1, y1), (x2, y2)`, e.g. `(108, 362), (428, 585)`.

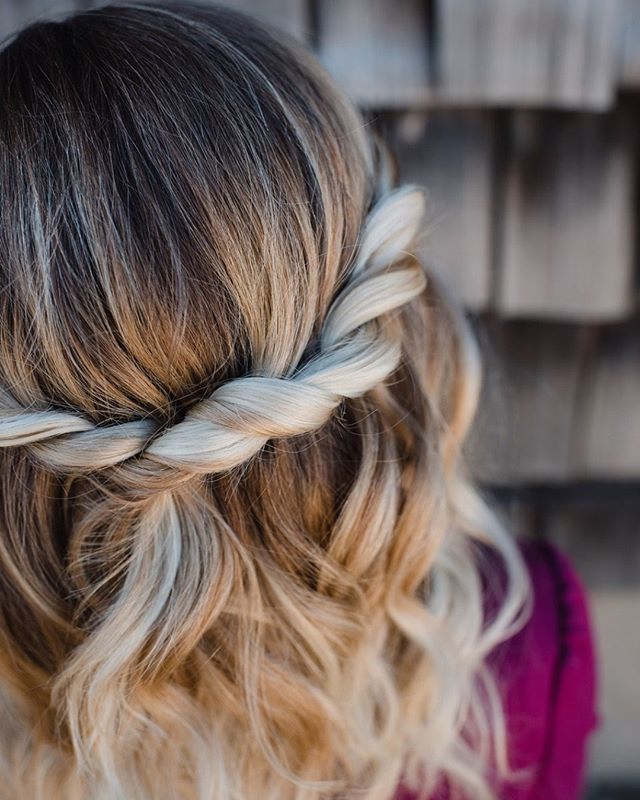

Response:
(0, 4), (529, 799)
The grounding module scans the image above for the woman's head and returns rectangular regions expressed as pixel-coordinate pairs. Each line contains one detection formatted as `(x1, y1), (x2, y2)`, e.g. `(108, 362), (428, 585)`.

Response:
(0, 4), (527, 799)
(0, 0), (379, 418)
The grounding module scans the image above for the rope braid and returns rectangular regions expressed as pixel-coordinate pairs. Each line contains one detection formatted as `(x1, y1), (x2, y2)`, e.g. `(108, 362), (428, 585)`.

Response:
(0, 186), (426, 487)
(0, 182), (427, 790)
(0, 6), (531, 798)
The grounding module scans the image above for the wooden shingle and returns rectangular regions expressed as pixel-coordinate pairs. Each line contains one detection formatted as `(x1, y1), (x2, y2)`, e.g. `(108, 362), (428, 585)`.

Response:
(496, 109), (636, 321)
(391, 110), (494, 310)
(435, 0), (619, 110)
(466, 320), (590, 484)
(571, 320), (640, 478)
(315, 0), (431, 107)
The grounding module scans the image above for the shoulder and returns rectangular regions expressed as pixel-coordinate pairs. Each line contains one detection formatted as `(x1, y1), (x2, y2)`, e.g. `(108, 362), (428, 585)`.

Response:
(488, 538), (600, 800)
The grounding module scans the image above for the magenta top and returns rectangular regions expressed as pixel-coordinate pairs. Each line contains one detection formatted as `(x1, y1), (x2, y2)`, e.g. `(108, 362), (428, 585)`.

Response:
(395, 539), (600, 800)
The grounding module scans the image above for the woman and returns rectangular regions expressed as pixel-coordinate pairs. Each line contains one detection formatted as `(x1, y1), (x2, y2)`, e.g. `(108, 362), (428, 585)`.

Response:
(0, 3), (597, 798)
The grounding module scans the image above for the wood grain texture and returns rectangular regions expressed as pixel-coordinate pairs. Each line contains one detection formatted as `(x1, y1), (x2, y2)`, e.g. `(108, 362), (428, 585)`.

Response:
(571, 320), (640, 478)
(496, 109), (636, 321)
(315, 0), (430, 107)
(543, 500), (640, 588)
(391, 110), (494, 310)
(466, 320), (590, 484)
(436, 0), (619, 110)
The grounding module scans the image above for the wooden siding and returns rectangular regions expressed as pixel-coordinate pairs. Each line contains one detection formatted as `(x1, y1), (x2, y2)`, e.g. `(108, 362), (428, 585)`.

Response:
(435, 0), (619, 110)
(315, 0), (431, 107)
(496, 109), (636, 321)
(391, 110), (494, 309)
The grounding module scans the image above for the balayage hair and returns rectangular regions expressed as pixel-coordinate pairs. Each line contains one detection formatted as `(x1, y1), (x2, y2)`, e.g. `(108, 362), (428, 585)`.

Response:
(0, 3), (529, 799)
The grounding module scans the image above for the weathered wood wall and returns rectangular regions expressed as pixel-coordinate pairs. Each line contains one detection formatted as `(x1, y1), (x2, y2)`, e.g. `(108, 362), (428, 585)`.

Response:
(0, 0), (638, 791)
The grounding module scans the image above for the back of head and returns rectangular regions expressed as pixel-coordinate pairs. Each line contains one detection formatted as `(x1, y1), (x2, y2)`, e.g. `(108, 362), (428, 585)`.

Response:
(0, 4), (527, 799)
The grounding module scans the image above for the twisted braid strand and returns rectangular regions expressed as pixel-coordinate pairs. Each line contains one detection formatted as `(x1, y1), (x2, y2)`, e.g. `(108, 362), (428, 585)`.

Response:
(0, 187), (427, 478)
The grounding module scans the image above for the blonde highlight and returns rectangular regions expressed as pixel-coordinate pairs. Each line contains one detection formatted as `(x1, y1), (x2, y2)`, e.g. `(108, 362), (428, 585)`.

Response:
(0, 4), (529, 799)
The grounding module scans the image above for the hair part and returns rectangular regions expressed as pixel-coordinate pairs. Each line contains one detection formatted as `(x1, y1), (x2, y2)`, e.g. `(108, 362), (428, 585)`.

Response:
(0, 4), (529, 799)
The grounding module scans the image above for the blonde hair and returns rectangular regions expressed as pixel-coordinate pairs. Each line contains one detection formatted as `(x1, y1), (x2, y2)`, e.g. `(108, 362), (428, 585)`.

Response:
(0, 3), (529, 799)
